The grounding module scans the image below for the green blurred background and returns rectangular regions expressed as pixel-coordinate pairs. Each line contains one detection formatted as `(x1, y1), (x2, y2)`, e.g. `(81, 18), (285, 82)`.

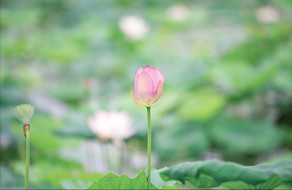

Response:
(1, 0), (292, 189)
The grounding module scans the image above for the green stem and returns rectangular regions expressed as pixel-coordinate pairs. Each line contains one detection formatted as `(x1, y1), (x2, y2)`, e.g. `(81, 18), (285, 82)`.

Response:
(147, 106), (151, 190)
(25, 128), (30, 190)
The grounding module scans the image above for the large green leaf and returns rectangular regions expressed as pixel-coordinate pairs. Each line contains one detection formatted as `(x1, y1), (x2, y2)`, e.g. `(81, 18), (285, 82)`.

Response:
(88, 170), (177, 189)
(146, 167), (176, 188)
(88, 171), (147, 189)
(160, 159), (292, 189)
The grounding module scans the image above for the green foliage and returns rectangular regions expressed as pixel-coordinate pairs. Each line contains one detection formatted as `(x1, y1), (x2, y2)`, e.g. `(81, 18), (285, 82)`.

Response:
(11, 115), (89, 188)
(14, 104), (34, 125)
(154, 123), (209, 161)
(209, 119), (282, 154)
(160, 159), (292, 189)
(13, 160), (102, 188)
(1, 0), (292, 188)
(0, 165), (23, 188)
(271, 39), (292, 93)
(147, 167), (177, 188)
(88, 171), (148, 189)
(26, 115), (65, 152)
(48, 83), (85, 104)
(88, 170), (177, 190)
(179, 90), (226, 122)
(222, 23), (292, 65)
(55, 111), (96, 139)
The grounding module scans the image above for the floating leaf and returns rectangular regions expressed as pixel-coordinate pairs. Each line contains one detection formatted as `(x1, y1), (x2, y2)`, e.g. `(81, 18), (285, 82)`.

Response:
(14, 104), (34, 125)
(160, 159), (292, 189)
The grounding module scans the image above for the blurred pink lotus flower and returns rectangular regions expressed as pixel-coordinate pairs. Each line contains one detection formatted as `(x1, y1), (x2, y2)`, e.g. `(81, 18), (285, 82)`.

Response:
(130, 65), (164, 107)
(256, 6), (279, 23)
(88, 111), (135, 142)
(118, 15), (149, 40)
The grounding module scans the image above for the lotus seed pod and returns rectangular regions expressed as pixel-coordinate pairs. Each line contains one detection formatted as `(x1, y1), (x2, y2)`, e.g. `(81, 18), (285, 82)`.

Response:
(14, 104), (34, 125)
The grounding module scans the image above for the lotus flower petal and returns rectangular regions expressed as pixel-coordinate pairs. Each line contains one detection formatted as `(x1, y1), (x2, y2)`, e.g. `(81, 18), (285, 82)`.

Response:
(135, 71), (155, 102)
(152, 80), (164, 104)
(130, 90), (144, 106)
(144, 65), (164, 89)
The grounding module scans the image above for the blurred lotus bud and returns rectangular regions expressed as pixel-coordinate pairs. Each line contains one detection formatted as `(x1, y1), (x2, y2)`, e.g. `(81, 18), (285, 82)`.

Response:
(88, 110), (135, 141)
(167, 5), (189, 22)
(83, 78), (91, 91)
(130, 65), (164, 107)
(118, 15), (149, 40)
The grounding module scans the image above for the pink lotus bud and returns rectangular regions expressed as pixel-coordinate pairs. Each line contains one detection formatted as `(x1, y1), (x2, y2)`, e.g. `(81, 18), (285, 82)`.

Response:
(130, 65), (164, 107)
